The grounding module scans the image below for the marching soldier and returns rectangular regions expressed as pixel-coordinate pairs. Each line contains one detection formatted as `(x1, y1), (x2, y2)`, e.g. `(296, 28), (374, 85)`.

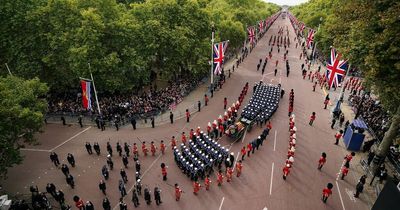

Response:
(106, 142), (113, 156)
(217, 170), (224, 186)
(124, 142), (130, 157)
(175, 183), (183, 201)
(193, 180), (201, 195)
(161, 163), (167, 181)
(132, 143), (138, 157)
(160, 140), (166, 154)
(318, 152), (327, 170)
(322, 183), (333, 203)
(309, 112), (316, 126)
(67, 153), (75, 167)
(334, 130), (344, 145)
(150, 141), (156, 156)
(154, 187), (162, 205)
(205, 175), (211, 190)
(132, 189), (140, 207)
(226, 167), (233, 182)
(120, 168), (128, 183)
(122, 155), (128, 168)
(186, 109), (190, 122)
(236, 160), (243, 177)
(171, 136), (177, 149)
(181, 132), (187, 145)
(116, 142), (122, 156)
(142, 141), (148, 156)
(94, 142), (101, 155)
(50, 152), (60, 167)
(99, 180), (106, 195)
(282, 164), (290, 180)
(170, 112), (174, 124)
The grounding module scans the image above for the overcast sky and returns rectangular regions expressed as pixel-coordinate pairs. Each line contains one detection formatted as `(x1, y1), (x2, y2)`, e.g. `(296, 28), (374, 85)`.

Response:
(264, 0), (309, 6)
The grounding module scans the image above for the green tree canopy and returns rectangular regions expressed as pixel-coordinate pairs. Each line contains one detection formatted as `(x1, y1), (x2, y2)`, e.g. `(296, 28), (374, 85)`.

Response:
(0, 76), (48, 178)
(0, 0), (279, 95)
(291, 0), (400, 114)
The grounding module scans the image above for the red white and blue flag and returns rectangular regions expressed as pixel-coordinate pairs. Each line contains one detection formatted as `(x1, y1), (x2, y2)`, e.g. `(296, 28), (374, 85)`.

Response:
(306, 29), (315, 48)
(247, 27), (255, 44)
(326, 48), (348, 88)
(258, 21), (264, 33)
(299, 22), (305, 33)
(213, 41), (228, 75)
(80, 80), (92, 110)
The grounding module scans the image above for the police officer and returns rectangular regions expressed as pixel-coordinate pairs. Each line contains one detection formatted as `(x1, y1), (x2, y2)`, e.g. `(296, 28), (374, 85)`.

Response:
(46, 183), (57, 198)
(144, 187), (151, 205)
(50, 152), (60, 167)
(131, 117), (137, 130)
(154, 187), (162, 205)
(99, 180), (106, 195)
(93, 142), (101, 155)
(67, 153), (75, 167)
(102, 198), (111, 210)
(85, 142), (93, 155)
(106, 142), (113, 156)
(122, 155), (129, 168)
(132, 188), (140, 207)
(116, 142), (122, 156)
(124, 142), (130, 157)
(120, 168), (128, 183)
(61, 164), (70, 177)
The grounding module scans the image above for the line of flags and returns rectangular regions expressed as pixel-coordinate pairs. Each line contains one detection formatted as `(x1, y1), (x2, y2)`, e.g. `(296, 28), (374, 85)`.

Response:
(287, 12), (349, 89)
(212, 12), (281, 76)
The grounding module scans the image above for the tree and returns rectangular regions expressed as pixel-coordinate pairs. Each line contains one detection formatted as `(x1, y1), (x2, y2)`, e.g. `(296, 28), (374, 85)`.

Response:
(0, 76), (48, 178)
(291, 0), (400, 169)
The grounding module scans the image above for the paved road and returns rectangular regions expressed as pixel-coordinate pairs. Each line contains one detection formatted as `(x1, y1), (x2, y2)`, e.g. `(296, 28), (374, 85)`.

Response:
(1, 14), (370, 210)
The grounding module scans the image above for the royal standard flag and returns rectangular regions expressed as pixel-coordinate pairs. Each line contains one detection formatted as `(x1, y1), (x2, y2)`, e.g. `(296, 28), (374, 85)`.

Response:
(80, 80), (92, 110)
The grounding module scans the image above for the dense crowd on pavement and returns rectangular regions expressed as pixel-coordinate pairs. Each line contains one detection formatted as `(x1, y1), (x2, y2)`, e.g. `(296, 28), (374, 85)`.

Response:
(349, 94), (390, 141)
(47, 78), (199, 120)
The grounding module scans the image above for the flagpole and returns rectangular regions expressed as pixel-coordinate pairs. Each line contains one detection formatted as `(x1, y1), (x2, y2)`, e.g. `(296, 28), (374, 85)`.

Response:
(88, 63), (101, 115)
(312, 41), (318, 63)
(210, 23), (215, 90)
(5, 63), (12, 76)
(339, 64), (351, 102)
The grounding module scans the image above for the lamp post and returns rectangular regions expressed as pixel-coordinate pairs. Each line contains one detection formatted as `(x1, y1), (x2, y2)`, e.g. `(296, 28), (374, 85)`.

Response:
(210, 23), (215, 91)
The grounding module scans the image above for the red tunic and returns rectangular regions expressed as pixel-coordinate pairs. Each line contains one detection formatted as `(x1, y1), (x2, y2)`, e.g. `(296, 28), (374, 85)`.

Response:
(205, 177), (211, 190)
(322, 188), (332, 197)
(319, 157), (326, 165)
(283, 166), (290, 176)
(150, 144), (156, 155)
(181, 134), (187, 144)
(160, 143), (165, 154)
(175, 187), (182, 200)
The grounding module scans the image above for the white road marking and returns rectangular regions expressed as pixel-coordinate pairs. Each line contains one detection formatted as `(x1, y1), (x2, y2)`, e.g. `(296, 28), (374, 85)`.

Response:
(336, 181), (346, 210)
(232, 152), (240, 172)
(336, 160), (345, 181)
(20, 148), (50, 152)
(269, 162), (274, 195)
(345, 188), (356, 202)
(112, 153), (163, 210)
(241, 129), (248, 143)
(273, 130), (277, 151)
(263, 207), (268, 210)
(219, 197), (225, 210)
(50, 126), (92, 151)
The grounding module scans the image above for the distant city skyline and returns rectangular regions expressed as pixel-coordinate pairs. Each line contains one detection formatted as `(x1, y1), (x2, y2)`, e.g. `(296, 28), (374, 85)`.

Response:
(264, 0), (309, 6)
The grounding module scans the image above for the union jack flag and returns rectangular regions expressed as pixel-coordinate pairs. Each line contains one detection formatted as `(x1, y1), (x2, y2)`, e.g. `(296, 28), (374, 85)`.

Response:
(326, 48), (348, 88)
(258, 21), (264, 33)
(247, 27), (255, 44)
(213, 41), (228, 75)
(299, 22), (305, 33)
(306, 29), (315, 48)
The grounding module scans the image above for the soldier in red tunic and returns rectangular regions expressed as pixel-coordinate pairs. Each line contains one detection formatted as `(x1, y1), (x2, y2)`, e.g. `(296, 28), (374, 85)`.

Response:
(193, 181), (201, 195)
(142, 141), (148, 156)
(160, 141), (165, 154)
(205, 175), (211, 190)
(318, 152), (327, 170)
(322, 183), (333, 203)
(150, 141), (156, 156)
(309, 112), (316, 126)
(181, 132), (187, 145)
(282, 164), (290, 180)
(175, 183), (183, 201)
(226, 167), (233, 182)
(217, 170), (224, 186)
(236, 160), (243, 177)
(170, 136), (176, 149)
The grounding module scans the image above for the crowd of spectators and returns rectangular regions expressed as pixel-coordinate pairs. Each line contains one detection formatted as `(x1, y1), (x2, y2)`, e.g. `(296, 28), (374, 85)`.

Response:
(349, 94), (391, 141)
(47, 78), (199, 121)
